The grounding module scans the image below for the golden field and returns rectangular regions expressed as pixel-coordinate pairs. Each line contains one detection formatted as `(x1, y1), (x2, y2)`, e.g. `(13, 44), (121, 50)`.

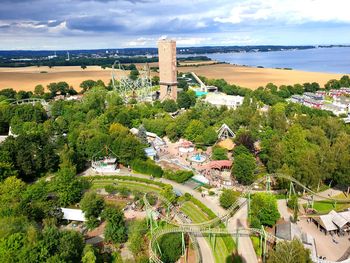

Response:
(178, 63), (346, 89)
(0, 63), (346, 91)
(0, 66), (127, 91)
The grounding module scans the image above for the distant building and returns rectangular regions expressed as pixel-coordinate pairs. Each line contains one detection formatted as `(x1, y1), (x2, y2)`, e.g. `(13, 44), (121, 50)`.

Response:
(304, 92), (323, 101)
(158, 38), (177, 101)
(303, 98), (323, 109)
(204, 93), (244, 109)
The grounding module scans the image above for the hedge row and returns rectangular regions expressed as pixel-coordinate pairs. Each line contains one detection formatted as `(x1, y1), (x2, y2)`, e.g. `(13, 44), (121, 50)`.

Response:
(131, 159), (164, 177)
(164, 170), (194, 183)
(85, 175), (166, 187)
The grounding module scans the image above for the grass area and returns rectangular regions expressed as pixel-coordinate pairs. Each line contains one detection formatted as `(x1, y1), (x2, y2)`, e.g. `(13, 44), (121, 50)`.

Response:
(181, 201), (235, 263)
(250, 236), (262, 257)
(91, 180), (162, 193)
(304, 193), (350, 214)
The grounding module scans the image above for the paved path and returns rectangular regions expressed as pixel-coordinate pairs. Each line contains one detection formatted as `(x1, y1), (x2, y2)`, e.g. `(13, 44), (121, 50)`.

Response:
(228, 200), (258, 263)
(84, 170), (258, 263)
(197, 236), (215, 263)
(277, 199), (291, 221)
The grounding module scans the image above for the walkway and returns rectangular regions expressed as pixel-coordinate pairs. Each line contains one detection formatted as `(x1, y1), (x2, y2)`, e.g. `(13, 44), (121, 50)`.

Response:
(277, 199), (291, 221)
(228, 200), (258, 263)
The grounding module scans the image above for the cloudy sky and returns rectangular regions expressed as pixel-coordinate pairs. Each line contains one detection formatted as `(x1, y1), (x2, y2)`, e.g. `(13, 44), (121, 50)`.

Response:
(0, 0), (350, 50)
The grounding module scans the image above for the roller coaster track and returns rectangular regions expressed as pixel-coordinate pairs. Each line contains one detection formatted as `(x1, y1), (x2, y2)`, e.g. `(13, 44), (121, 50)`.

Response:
(145, 173), (350, 263)
(10, 98), (48, 106)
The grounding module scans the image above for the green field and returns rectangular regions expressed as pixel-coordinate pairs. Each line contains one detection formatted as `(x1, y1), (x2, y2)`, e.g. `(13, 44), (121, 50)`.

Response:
(181, 201), (235, 263)
(91, 179), (162, 193)
(305, 193), (350, 214)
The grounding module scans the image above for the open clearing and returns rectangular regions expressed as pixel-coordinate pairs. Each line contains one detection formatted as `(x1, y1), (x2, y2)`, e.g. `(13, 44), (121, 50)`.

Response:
(0, 63), (345, 91)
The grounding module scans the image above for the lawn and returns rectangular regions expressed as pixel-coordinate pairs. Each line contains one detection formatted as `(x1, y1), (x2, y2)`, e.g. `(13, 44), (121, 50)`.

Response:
(305, 193), (350, 214)
(181, 201), (235, 263)
(91, 180), (162, 193)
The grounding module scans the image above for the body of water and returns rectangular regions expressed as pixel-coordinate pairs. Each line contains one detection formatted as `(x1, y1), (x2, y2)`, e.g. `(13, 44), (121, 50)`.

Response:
(192, 47), (350, 74)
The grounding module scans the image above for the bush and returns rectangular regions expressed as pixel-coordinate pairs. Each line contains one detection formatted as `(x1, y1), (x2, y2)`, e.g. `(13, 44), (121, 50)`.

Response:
(219, 189), (239, 209)
(131, 159), (164, 177)
(212, 147), (228, 160)
(105, 185), (116, 194)
(164, 170), (194, 183)
(116, 187), (130, 198)
(208, 191), (215, 196)
(159, 233), (182, 263)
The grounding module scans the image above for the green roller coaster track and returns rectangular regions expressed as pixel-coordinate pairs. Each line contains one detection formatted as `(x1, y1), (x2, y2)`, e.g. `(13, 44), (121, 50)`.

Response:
(144, 173), (350, 263)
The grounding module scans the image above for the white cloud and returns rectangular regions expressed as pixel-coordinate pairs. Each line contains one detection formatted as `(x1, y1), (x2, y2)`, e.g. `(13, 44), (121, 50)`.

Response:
(175, 37), (212, 46)
(214, 0), (350, 24)
(126, 37), (156, 46)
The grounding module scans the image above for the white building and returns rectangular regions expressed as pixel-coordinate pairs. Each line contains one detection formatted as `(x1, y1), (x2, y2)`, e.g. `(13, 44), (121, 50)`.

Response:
(61, 208), (86, 222)
(204, 93), (244, 109)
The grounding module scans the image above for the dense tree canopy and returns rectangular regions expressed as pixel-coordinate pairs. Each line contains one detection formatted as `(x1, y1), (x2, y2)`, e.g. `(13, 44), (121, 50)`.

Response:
(268, 238), (312, 263)
(250, 193), (280, 228)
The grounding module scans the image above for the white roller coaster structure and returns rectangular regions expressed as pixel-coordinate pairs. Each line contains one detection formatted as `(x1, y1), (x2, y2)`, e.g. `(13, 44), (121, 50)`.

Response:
(111, 60), (154, 102)
(144, 173), (350, 263)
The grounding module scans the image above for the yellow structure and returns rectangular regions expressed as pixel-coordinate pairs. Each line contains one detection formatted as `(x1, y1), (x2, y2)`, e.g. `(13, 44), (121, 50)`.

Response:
(158, 38), (177, 101)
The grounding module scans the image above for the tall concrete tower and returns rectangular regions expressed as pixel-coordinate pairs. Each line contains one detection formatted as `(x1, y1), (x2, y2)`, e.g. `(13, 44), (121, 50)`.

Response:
(158, 38), (177, 101)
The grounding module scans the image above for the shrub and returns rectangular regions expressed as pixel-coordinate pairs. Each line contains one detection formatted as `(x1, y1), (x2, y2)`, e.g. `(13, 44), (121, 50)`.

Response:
(212, 147), (228, 160)
(105, 185), (116, 194)
(164, 170), (194, 183)
(219, 189), (239, 209)
(116, 187), (130, 198)
(131, 159), (164, 177)
(208, 191), (215, 196)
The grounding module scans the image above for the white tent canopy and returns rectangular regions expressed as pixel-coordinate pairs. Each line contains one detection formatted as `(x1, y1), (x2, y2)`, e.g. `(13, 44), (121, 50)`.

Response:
(61, 208), (86, 222)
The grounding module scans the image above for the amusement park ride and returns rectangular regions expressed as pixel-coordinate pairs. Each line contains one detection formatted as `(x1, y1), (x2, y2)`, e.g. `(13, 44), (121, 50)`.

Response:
(111, 60), (154, 102)
(144, 174), (350, 263)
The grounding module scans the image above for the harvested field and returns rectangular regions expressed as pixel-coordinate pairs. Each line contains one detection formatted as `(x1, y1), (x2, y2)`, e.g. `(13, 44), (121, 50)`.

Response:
(178, 63), (345, 89)
(0, 63), (346, 91)
(0, 66), (127, 91)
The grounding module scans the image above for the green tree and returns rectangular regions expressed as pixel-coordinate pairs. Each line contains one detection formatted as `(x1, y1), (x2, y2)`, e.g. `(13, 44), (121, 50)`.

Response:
(80, 80), (97, 93)
(184, 120), (205, 141)
(202, 127), (217, 145)
(162, 99), (178, 112)
(51, 166), (86, 206)
(129, 69), (140, 80)
(177, 92), (193, 109)
(212, 147), (228, 160)
(159, 233), (182, 263)
(34, 85), (45, 96)
(268, 238), (312, 263)
(232, 153), (256, 185)
(102, 207), (127, 244)
(80, 192), (105, 229)
(219, 189), (239, 209)
(251, 193), (280, 227)
(82, 244), (97, 263)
